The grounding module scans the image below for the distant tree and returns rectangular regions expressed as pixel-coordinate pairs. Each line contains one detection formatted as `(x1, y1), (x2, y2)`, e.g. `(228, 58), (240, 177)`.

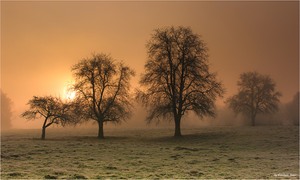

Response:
(1, 90), (13, 130)
(71, 53), (135, 139)
(286, 92), (299, 126)
(227, 72), (281, 126)
(21, 96), (75, 140)
(137, 26), (224, 137)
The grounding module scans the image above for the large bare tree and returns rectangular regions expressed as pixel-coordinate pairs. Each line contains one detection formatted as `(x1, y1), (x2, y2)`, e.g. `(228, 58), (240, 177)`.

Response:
(137, 26), (224, 137)
(21, 96), (74, 140)
(226, 71), (281, 126)
(71, 53), (134, 139)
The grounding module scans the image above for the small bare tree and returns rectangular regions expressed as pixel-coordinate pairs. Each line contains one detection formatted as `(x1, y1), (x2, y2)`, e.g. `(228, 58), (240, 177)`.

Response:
(21, 96), (75, 140)
(1, 90), (13, 130)
(286, 92), (299, 126)
(71, 53), (135, 139)
(227, 71), (281, 126)
(137, 26), (224, 137)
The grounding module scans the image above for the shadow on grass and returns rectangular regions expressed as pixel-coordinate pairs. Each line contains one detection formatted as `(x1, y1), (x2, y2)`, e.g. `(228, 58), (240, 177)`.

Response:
(27, 129), (234, 143)
(30, 136), (129, 142)
(144, 131), (231, 143)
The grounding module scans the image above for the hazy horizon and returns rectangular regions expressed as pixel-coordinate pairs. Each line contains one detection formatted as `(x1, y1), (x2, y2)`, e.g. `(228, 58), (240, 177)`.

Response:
(1, 1), (299, 129)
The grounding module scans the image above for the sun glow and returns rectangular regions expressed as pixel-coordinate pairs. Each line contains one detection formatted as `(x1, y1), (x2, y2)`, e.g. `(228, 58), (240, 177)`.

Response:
(63, 83), (76, 101)
(65, 90), (76, 100)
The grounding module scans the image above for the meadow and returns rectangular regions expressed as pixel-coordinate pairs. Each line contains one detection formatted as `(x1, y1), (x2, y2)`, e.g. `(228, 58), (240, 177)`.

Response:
(1, 126), (299, 179)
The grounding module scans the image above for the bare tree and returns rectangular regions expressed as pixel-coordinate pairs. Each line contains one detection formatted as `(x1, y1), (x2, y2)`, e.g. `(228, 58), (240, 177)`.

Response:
(1, 90), (13, 130)
(21, 96), (74, 140)
(137, 26), (224, 137)
(71, 53), (135, 139)
(227, 71), (281, 126)
(285, 92), (299, 126)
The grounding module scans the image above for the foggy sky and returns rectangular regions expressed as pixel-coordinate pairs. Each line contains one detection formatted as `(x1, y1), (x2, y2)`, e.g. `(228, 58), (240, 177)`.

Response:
(1, 1), (299, 128)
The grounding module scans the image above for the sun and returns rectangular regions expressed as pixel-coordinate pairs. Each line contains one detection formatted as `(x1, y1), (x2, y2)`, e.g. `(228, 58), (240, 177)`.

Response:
(63, 84), (76, 101)
(65, 90), (76, 100)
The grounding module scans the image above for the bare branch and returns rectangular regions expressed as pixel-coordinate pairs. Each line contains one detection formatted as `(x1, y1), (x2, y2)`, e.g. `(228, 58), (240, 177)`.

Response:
(137, 26), (224, 131)
(226, 71), (281, 126)
(71, 53), (135, 138)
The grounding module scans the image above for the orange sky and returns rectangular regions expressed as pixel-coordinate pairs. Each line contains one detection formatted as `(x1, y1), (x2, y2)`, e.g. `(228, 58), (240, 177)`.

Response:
(1, 1), (299, 128)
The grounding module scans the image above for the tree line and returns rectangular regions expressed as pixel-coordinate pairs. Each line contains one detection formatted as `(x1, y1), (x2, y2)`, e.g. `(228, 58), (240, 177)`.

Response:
(21, 26), (284, 140)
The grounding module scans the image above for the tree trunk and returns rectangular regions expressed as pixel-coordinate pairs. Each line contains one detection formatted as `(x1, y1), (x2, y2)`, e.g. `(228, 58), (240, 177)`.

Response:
(98, 120), (104, 139)
(41, 126), (46, 140)
(174, 115), (182, 137)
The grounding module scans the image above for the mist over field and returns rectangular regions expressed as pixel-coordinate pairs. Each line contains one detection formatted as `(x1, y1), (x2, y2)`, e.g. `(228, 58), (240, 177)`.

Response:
(1, 94), (299, 131)
(2, 1), (299, 129)
(3, 95), (299, 130)
(1, 90), (298, 179)
(1, 1), (299, 179)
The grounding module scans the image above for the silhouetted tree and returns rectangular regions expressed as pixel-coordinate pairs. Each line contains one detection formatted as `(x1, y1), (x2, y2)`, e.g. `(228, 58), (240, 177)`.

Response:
(1, 90), (13, 130)
(71, 53), (135, 139)
(227, 72), (281, 126)
(286, 92), (299, 126)
(137, 26), (224, 137)
(21, 96), (75, 140)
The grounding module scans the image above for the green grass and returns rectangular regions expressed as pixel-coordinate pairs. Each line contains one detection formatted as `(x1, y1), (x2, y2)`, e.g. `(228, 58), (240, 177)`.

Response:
(1, 126), (299, 179)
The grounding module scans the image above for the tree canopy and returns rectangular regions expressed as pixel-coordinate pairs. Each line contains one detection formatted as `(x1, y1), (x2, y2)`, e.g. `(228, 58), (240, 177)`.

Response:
(227, 71), (281, 126)
(21, 96), (75, 139)
(137, 26), (224, 137)
(72, 53), (135, 138)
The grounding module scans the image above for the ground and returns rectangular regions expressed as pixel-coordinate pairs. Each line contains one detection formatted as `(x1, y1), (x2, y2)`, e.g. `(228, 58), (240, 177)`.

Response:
(1, 126), (299, 179)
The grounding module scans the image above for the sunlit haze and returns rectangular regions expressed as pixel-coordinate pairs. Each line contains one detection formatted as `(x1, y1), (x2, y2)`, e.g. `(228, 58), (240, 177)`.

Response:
(63, 86), (76, 101)
(1, 1), (299, 129)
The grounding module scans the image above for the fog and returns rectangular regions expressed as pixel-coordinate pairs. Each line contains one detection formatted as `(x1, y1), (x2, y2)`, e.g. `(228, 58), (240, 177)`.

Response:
(6, 95), (298, 131)
(283, 92), (299, 125)
(1, 90), (13, 130)
(91, 91), (299, 129)
(1, 1), (298, 130)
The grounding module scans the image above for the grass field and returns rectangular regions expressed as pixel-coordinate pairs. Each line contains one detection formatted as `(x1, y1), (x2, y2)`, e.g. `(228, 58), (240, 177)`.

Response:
(1, 126), (299, 179)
